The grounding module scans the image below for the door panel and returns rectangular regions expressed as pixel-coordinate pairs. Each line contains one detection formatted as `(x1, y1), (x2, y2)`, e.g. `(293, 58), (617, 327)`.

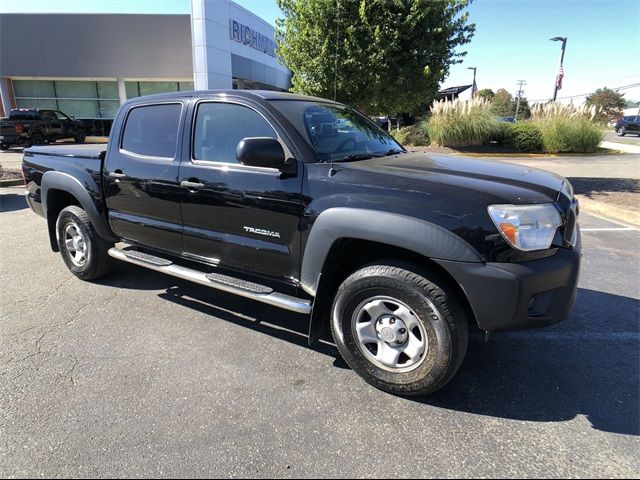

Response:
(104, 102), (185, 254)
(41, 111), (62, 137)
(179, 101), (304, 283)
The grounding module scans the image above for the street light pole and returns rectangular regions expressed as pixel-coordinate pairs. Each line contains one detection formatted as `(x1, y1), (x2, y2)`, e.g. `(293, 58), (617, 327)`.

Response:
(467, 67), (477, 98)
(550, 36), (567, 102)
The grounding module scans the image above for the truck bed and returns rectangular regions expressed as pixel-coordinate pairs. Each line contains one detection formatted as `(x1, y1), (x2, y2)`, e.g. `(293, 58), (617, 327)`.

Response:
(25, 144), (106, 160)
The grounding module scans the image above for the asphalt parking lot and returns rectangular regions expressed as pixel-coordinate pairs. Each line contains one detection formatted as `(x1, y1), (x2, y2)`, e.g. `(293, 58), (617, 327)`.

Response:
(1, 186), (639, 478)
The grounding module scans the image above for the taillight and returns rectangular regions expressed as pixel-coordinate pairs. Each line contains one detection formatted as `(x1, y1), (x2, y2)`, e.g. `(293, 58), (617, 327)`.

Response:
(15, 123), (24, 134)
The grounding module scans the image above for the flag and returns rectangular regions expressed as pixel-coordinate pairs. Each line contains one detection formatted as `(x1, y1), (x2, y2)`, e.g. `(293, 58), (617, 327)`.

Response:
(556, 65), (564, 91)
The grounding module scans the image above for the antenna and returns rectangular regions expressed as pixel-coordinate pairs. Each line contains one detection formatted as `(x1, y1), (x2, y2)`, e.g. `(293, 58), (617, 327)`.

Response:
(329, 0), (340, 177)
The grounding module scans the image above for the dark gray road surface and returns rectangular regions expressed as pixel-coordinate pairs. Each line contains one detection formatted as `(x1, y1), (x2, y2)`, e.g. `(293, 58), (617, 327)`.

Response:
(1, 187), (638, 478)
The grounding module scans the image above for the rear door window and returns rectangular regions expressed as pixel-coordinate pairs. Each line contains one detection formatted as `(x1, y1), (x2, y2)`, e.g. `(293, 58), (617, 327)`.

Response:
(121, 103), (182, 158)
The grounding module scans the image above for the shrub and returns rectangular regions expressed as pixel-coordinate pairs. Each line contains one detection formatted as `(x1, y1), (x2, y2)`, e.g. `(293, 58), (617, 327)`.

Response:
(506, 123), (543, 151)
(489, 121), (512, 145)
(427, 98), (497, 147)
(531, 102), (604, 153)
(393, 122), (429, 146)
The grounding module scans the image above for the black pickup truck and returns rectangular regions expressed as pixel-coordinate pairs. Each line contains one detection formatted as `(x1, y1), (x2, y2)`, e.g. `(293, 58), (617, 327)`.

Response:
(22, 90), (580, 396)
(1, 108), (86, 149)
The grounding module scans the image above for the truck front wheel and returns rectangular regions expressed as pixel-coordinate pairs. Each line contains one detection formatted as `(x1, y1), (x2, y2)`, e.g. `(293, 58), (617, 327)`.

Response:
(331, 262), (468, 396)
(56, 206), (113, 280)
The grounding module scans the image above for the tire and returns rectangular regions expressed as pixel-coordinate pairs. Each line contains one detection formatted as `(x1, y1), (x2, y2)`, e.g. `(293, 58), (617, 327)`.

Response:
(331, 262), (468, 396)
(56, 205), (113, 280)
(616, 127), (626, 137)
(74, 130), (86, 143)
(27, 132), (43, 146)
(0, 143), (9, 150)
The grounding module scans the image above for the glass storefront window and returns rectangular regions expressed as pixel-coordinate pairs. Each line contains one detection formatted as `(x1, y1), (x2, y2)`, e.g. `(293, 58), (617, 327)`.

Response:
(13, 80), (55, 98)
(97, 81), (118, 99)
(125, 82), (139, 99)
(13, 79), (193, 119)
(57, 99), (100, 118)
(55, 81), (97, 99)
(15, 98), (57, 110)
(139, 81), (179, 96)
(98, 100), (120, 119)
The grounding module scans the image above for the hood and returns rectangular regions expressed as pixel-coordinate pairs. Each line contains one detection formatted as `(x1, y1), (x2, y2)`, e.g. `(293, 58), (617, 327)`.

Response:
(341, 152), (565, 204)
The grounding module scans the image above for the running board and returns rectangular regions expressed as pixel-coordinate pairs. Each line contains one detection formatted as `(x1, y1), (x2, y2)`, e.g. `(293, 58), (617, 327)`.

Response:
(108, 247), (312, 314)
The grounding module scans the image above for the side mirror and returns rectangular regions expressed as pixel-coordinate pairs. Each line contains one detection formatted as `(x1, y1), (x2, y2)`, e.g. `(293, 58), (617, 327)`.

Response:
(236, 137), (296, 174)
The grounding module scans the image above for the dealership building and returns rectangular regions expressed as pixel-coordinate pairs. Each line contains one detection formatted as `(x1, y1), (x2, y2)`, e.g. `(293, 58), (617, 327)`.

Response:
(0, 0), (291, 134)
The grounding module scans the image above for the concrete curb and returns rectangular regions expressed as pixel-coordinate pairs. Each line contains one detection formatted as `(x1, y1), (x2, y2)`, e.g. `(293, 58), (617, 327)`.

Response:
(577, 195), (640, 228)
(0, 178), (23, 188)
(600, 141), (640, 154)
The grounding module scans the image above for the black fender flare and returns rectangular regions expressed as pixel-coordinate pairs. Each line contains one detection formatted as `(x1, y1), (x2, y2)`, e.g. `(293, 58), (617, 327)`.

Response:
(41, 170), (118, 249)
(302, 208), (483, 346)
(301, 207), (482, 296)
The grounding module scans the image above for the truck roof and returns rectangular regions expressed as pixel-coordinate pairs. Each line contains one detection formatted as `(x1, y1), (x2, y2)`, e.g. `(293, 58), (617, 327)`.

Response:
(125, 90), (334, 105)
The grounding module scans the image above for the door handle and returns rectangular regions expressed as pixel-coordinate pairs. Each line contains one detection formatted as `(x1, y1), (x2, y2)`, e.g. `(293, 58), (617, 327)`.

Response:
(109, 170), (126, 179)
(180, 180), (205, 190)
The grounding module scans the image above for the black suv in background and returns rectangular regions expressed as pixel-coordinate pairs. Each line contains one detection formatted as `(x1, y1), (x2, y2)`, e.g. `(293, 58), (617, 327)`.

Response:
(0, 108), (86, 149)
(615, 115), (640, 136)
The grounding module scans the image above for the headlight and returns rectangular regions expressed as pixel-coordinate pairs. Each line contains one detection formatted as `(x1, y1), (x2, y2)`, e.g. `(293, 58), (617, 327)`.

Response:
(488, 204), (563, 251)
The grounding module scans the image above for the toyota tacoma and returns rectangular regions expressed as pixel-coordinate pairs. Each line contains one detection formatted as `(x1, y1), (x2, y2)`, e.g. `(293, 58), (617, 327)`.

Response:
(22, 90), (581, 396)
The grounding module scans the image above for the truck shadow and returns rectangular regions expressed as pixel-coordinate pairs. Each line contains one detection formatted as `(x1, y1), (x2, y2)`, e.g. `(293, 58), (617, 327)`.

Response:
(0, 193), (28, 212)
(99, 265), (639, 437)
(423, 287), (640, 437)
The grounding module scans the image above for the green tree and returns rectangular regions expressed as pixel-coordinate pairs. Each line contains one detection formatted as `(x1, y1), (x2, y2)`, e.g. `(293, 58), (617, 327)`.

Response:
(276, 0), (475, 117)
(476, 88), (494, 101)
(586, 87), (626, 122)
(490, 88), (514, 116)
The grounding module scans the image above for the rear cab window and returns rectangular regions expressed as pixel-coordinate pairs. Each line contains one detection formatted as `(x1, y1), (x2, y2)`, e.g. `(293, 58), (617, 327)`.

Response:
(121, 103), (182, 158)
(9, 110), (42, 120)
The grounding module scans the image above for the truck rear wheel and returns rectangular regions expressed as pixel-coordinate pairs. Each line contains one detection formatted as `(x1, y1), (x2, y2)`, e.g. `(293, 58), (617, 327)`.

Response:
(331, 262), (468, 396)
(56, 206), (113, 280)
(74, 130), (86, 143)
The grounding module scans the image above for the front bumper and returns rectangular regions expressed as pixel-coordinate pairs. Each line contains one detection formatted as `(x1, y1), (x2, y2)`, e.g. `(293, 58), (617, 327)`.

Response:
(435, 232), (581, 331)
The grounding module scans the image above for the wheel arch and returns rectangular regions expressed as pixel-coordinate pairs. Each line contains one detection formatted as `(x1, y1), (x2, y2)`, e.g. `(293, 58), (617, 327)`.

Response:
(304, 208), (482, 345)
(42, 171), (117, 251)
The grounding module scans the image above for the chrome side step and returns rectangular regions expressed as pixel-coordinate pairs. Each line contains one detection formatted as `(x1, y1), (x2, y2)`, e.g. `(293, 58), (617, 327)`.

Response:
(108, 247), (312, 314)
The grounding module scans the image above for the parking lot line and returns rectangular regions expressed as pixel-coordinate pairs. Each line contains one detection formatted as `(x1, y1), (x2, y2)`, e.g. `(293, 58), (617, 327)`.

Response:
(581, 227), (639, 232)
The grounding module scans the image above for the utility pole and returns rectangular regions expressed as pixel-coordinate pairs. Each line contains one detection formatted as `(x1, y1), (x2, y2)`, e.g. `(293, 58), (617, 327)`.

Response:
(514, 80), (526, 121)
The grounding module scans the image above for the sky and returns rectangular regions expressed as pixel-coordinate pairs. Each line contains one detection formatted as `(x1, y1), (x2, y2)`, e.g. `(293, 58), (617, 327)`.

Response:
(2, 0), (639, 105)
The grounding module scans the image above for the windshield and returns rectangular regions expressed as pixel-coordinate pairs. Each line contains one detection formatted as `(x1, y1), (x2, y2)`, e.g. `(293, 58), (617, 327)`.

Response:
(269, 100), (404, 162)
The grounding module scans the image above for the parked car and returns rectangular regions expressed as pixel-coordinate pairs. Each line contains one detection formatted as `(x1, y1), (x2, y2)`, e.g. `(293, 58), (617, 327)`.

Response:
(614, 115), (640, 136)
(22, 90), (581, 396)
(0, 108), (86, 149)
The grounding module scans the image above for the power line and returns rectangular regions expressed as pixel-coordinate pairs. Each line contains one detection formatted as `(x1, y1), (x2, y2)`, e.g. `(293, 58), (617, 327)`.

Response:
(528, 82), (640, 102)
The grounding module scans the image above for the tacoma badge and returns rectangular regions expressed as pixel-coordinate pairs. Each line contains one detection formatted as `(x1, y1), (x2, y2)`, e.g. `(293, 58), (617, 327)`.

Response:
(243, 226), (281, 238)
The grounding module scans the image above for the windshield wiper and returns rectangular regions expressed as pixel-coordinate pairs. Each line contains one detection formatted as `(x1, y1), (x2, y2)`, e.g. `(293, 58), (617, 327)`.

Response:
(332, 153), (374, 162)
(380, 148), (405, 157)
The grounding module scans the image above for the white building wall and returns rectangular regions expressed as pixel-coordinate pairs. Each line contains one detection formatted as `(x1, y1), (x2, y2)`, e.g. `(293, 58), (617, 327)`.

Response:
(191, 0), (290, 90)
